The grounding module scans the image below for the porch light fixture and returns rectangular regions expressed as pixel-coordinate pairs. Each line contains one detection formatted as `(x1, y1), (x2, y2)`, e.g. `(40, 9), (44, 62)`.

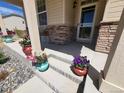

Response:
(73, 0), (77, 8)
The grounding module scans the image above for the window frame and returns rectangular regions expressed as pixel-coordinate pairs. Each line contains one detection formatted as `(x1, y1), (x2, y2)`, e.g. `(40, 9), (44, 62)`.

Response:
(76, 3), (97, 43)
(36, 0), (47, 26)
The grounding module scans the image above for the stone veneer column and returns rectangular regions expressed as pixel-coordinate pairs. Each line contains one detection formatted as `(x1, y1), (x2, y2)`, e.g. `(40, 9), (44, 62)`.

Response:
(23, 0), (41, 52)
(46, 25), (73, 44)
(99, 10), (124, 93)
(95, 22), (118, 53)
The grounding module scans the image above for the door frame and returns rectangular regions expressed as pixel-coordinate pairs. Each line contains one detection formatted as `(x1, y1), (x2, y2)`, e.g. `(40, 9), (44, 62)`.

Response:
(76, 2), (97, 43)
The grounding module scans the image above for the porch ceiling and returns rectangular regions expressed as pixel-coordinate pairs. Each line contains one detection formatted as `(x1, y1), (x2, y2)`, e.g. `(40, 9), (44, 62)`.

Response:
(4, 0), (23, 7)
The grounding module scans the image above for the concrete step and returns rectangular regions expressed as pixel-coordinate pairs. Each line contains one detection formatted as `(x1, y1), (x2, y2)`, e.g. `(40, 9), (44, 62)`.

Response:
(35, 68), (79, 93)
(13, 76), (55, 93)
(44, 48), (74, 63)
(48, 54), (83, 84)
(83, 75), (100, 93)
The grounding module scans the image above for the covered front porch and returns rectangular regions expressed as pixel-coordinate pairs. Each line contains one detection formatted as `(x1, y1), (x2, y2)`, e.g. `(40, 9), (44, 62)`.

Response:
(2, 0), (124, 93)
(3, 0), (95, 56)
(3, 0), (106, 54)
(1, 0), (104, 93)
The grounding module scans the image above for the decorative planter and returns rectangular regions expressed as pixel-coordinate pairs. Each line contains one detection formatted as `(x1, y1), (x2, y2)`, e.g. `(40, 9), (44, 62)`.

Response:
(2, 36), (13, 43)
(0, 32), (3, 35)
(36, 61), (49, 72)
(0, 57), (9, 64)
(26, 54), (36, 62)
(22, 46), (32, 56)
(72, 66), (88, 76)
(5, 38), (13, 43)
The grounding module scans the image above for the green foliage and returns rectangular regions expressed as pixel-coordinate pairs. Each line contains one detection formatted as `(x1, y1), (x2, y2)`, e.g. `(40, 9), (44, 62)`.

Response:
(36, 56), (45, 63)
(12, 35), (20, 41)
(0, 37), (3, 43)
(15, 29), (27, 38)
(0, 52), (5, 58)
(0, 51), (9, 64)
(36, 53), (47, 63)
(19, 38), (31, 47)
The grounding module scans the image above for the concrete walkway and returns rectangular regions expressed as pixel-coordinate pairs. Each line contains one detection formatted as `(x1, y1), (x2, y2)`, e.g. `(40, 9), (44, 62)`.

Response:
(13, 76), (55, 93)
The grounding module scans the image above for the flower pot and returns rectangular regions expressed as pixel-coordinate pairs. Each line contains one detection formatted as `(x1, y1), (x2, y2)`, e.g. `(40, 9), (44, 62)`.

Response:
(5, 38), (13, 43)
(0, 57), (9, 64)
(2, 36), (13, 43)
(72, 66), (88, 76)
(36, 61), (49, 72)
(26, 54), (36, 62)
(22, 46), (32, 56)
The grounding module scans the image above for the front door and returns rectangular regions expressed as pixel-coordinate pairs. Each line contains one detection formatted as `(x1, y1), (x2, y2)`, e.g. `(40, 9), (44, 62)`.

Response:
(77, 6), (95, 42)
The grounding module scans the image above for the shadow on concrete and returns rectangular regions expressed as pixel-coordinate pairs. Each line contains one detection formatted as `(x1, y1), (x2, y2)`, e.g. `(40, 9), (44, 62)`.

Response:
(76, 64), (100, 93)
(77, 75), (87, 93)
(88, 64), (100, 89)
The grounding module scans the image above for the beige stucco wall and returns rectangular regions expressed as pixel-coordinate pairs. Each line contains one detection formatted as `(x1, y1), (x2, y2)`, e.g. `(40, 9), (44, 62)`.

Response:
(46, 0), (75, 26)
(102, 0), (124, 22)
(74, 0), (81, 26)
(46, 0), (64, 25)
(3, 16), (26, 30)
(99, 10), (124, 93)
(64, 0), (74, 26)
(94, 0), (106, 26)
(105, 11), (124, 88)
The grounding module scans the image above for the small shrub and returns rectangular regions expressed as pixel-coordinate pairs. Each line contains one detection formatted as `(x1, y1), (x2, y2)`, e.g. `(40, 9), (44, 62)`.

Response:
(15, 29), (27, 38)
(0, 51), (9, 64)
(0, 38), (4, 48)
(0, 52), (5, 58)
(0, 37), (3, 43)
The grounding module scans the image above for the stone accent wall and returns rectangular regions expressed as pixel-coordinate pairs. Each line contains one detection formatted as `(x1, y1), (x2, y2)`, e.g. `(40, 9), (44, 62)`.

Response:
(95, 22), (118, 53)
(46, 25), (74, 44)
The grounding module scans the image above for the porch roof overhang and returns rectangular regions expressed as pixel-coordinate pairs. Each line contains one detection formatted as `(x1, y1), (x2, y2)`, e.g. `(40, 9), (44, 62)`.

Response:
(4, 0), (23, 7)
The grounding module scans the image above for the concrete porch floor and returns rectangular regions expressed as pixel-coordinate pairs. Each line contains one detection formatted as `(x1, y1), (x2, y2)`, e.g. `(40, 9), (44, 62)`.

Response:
(41, 41), (92, 56)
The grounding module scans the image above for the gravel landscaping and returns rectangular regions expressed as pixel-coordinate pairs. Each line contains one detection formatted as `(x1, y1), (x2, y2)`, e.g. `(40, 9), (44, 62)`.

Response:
(0, 48), (34, 93)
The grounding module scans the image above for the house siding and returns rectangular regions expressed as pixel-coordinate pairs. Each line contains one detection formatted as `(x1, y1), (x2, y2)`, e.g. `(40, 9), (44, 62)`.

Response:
(46, 0), (64, 25)
(64, 0), (74, 26)
(45, 0), (74, 44)
(102, 0), (124, 22)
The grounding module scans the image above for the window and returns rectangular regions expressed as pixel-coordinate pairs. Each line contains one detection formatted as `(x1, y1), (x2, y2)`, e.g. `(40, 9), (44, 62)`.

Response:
(81, 0), (97, 5)
(78, 6), (95, 39)
(36, 0), (47, 25)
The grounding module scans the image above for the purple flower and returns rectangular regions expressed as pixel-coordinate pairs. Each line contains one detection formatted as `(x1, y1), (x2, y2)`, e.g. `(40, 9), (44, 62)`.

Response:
(73, 56), (82, 64)
(73, 56), (90, 67)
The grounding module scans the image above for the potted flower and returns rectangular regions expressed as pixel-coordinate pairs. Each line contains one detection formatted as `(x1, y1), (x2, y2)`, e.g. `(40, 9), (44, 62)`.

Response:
(0, 31), (3, 36)
(71, 56), (90, 76)
(19, 36), (32, 56)
(2, 35), (13, 43)
(35, 52), (49, 72)
(0, 51), (9, 64)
